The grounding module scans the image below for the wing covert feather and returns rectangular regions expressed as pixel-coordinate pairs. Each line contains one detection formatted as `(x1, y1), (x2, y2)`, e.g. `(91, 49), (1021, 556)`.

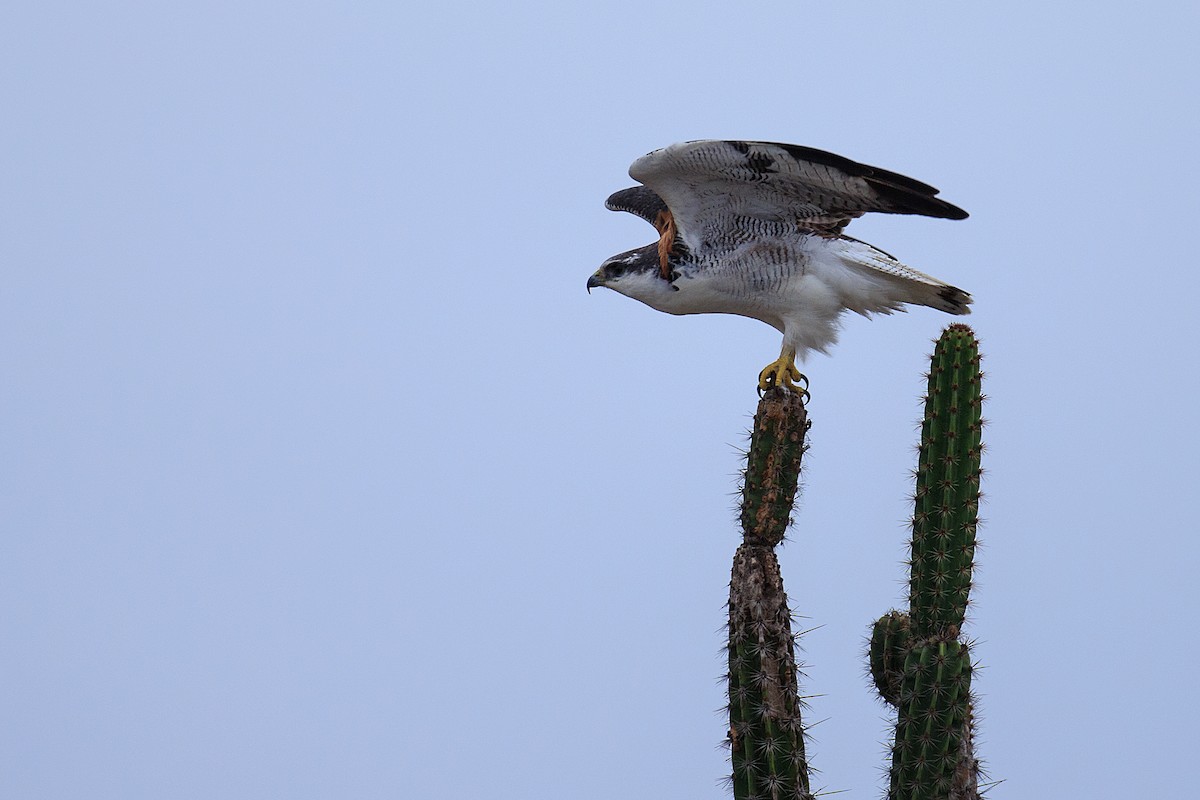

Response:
(628, 140), (967, 245)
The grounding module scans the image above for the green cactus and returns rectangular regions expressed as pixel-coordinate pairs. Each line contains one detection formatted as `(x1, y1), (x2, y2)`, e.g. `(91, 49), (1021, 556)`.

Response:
(724, 327), (986, 800)
(740, 387), (809, 547)
(869, 610), (911, 705)
(870, 323), (984, 800)
(727, 387), (813, 800)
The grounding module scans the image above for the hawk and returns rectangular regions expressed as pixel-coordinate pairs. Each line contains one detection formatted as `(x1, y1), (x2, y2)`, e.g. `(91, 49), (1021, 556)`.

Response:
(587, 140), (970, 394)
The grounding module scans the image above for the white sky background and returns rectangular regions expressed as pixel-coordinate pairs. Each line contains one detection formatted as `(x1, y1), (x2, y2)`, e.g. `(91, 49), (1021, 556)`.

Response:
(3, 2), (1199, 797)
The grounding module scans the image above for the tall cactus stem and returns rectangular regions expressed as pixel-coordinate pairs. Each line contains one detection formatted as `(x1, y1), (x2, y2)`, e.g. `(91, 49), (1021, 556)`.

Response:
(728, 387), (813, 800)
(870, 324), (985, 800)
(910, 324), (983, 638)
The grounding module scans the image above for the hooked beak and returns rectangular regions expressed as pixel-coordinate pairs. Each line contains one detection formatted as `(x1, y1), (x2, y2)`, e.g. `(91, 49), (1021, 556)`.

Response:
(586, 272), (605, 293)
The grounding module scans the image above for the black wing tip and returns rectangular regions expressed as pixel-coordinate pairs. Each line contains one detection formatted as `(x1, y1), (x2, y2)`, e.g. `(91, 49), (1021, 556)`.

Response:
(919, 197), (970, 221)
(864, 176), (969, 221)
(604, 185), (645, 211)
(604, 185), (668, 224)
(939, 285), (974, 315)
(718, 139), (970, 219)
(720, 140), (942, 194)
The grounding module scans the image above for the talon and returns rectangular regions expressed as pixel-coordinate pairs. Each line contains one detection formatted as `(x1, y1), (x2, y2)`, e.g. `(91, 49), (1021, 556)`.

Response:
(757, 348), (809, 400)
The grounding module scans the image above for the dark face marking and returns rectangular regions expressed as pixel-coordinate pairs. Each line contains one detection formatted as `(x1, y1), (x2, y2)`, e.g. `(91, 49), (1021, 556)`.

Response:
(597, 243), (685, 291)
(598, 245), (660, 281)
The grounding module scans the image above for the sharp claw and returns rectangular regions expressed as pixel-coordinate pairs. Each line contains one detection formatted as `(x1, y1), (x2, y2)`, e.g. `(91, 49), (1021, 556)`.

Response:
(756, 357), (809, 401)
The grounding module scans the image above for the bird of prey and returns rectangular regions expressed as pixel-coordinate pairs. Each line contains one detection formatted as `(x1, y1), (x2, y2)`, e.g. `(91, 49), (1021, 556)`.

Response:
(587, 140), (970, 394)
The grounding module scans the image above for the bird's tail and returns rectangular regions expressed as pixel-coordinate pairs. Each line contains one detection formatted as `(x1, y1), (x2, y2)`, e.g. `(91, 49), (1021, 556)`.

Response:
(832, 237), (972, 317)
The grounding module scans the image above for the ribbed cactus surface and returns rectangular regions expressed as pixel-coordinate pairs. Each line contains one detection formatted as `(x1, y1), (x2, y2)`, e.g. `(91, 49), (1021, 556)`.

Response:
(727, 545), (810, 800)
(870, 324), (984, 800)
(722, 329), (987, 799)
(740, 387), (808, 547)
(728, 387), (813, 800)
(909, 323), (984, 639)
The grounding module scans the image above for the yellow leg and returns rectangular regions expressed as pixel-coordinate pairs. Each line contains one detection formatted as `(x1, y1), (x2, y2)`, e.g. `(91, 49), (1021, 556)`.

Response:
(758, 346), (809, 398)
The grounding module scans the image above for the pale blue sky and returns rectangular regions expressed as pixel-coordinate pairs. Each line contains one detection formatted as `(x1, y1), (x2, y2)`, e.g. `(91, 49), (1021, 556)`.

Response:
(3, 3), (1198, 798)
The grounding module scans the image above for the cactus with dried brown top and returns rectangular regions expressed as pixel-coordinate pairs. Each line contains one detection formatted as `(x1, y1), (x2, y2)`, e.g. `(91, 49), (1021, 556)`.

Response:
(727, 387), (814, 800)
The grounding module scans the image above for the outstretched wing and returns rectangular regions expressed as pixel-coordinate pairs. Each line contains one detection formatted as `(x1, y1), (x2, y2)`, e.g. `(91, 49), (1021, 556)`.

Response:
(605, 185), (668, 227)
(628, 140), (968, 246)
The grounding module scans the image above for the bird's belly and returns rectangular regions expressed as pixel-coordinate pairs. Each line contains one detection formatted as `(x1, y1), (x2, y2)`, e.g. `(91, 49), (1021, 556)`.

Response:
(665, 242), (838, 328)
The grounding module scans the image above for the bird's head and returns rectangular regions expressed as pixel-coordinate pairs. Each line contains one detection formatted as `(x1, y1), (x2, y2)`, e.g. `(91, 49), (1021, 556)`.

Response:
(587, 244), (677, 308)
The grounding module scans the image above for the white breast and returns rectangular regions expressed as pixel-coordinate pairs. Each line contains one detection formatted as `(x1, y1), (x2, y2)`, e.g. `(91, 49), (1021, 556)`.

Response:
(655, 234), (954, 359)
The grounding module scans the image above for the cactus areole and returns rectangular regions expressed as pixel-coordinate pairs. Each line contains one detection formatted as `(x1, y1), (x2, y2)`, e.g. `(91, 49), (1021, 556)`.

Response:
(871, 324), (985, 800)
(728, 387), (814, 800)
(722, 326), (986, 800)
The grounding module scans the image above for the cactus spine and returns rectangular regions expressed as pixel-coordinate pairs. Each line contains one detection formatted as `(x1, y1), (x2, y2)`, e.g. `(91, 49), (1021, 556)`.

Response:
(722, 326), (987, 799)
(727, 387), (813, 800)
(870, 323), (984, 800)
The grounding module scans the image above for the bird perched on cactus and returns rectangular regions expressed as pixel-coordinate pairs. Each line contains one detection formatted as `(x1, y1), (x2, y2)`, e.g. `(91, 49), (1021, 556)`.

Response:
(588, 140), (971, 393)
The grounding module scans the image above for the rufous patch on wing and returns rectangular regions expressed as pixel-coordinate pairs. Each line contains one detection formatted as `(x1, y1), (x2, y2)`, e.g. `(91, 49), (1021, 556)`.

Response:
(653, 209), (676, 280)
